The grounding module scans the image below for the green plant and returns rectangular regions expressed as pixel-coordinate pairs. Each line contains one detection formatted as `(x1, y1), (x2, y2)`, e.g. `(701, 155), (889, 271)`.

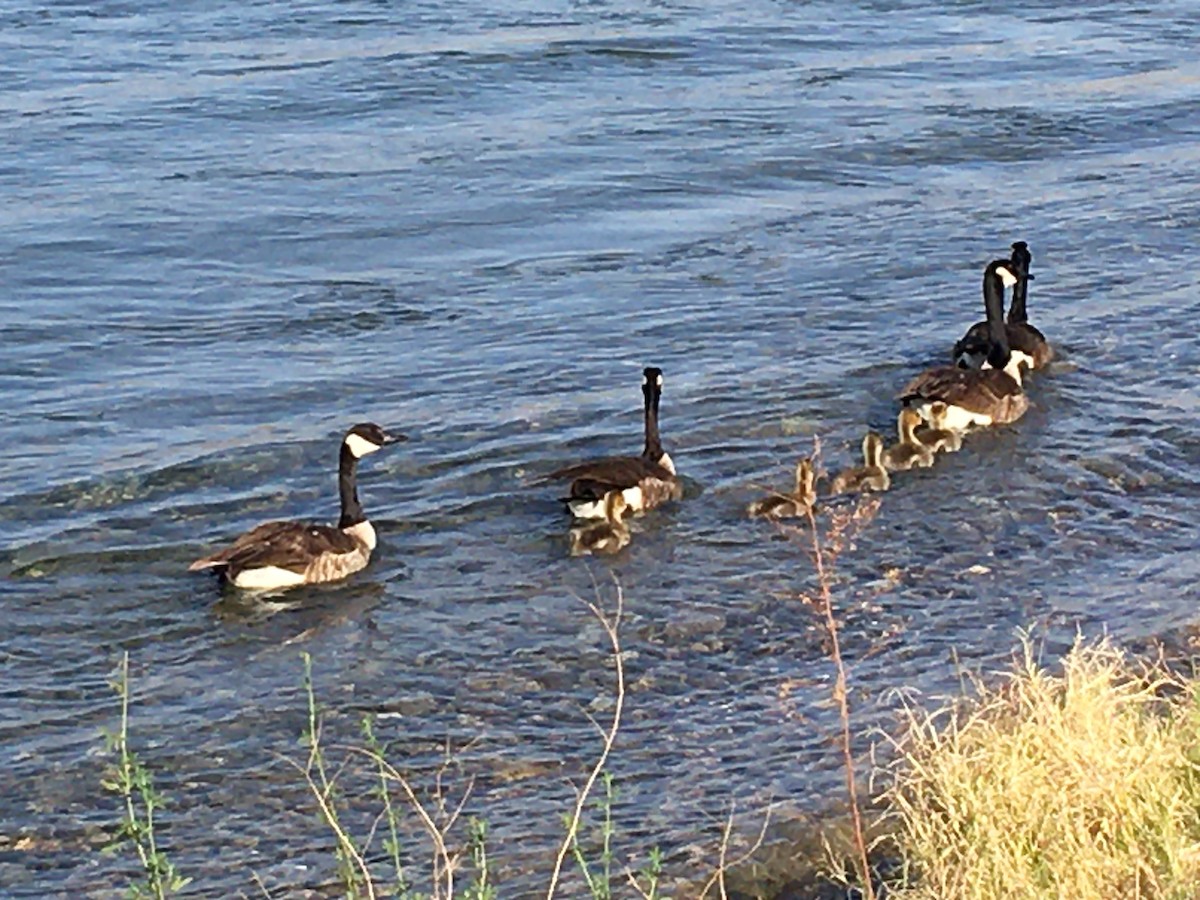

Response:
(464, 817), (496, 900)
(636, 846), (663, 899)
(102, 652), (190, 899)
(362, 715), (415, 898)
(298, 651), (374, 899)
(568, 770), (617, 899)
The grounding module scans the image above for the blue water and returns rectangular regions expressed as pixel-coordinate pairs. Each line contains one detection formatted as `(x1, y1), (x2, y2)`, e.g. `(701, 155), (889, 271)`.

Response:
(2, 0), (1199, 894)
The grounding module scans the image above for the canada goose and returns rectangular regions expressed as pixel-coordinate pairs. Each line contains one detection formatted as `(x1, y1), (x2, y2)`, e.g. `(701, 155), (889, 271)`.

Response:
(189, 422), (404, 590)
(915, 401), (964, 453)
(900, 259), (1029, 431)
(547, 367), (682, 519)
(1005, 241), (1054, 368)
(830, 433), (891, 495)
(568, 491), (631, 556)
(747, 458), (817, 520)
(953, 242), (1050, 370)
(881, 408), (935, 472)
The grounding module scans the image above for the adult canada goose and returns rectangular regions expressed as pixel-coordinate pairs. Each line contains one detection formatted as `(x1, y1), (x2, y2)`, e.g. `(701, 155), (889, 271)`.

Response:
(189, 422), (404, 590)
(881, 408), (935, 472)
(900, 259), (1029, 431)
(568, 491), (631, 556)
(747, 458), (817, 520)
(915, 401), (964, 453)
(953, 242), (1050, 370)
(547, 367), (682, 519)
(830, 433), (891, 495)
(1005, 240), (1054, 368)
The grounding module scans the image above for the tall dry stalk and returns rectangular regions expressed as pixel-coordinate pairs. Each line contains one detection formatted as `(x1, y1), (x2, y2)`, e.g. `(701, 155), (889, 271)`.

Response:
(794, 491), (880, 900)
(546, 582), (626, 899)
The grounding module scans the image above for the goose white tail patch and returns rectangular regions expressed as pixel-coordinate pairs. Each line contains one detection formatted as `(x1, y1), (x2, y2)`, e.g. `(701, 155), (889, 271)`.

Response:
(232, 566), (308, 590)
(914, 402), (991, 432)
(568, 486), (644, 520)
(344, 432), (382, 458)
(1004, 352), (1032, 383)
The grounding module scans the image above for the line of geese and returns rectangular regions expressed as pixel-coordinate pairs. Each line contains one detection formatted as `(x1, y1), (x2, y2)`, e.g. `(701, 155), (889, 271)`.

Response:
(189, 241), (1049, 588)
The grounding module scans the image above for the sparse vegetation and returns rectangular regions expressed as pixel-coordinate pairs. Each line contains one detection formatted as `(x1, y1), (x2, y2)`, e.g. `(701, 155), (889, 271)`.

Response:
(101, 520), (1200, 899)
(102, 652), (189, 900)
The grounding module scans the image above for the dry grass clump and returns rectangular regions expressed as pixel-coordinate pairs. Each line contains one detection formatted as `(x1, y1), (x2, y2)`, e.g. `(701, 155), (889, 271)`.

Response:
(882, 636), (1200, 900)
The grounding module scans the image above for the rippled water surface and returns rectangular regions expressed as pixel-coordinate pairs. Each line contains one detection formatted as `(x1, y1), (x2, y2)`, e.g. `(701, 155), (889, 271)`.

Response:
(3, 0), (1200, 894)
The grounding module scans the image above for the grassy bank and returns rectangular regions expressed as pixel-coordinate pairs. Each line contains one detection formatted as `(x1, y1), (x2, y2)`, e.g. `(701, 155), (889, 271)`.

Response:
(880, 637), (1200, 900)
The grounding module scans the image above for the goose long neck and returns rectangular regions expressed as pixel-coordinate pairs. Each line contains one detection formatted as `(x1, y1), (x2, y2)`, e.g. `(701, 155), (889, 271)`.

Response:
(1008, 246), (1031, 325)
(337, 444), (366, 529)
(642, 381), (665, 460)
(984, 269), (1013, 370)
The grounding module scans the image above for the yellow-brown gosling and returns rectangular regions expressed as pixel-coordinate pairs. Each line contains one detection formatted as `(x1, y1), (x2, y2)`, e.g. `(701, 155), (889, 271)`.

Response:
(830, 433), (890, 495)
(189, 422), (404, 590)
(747, 458), (817, 520)
(881, 407), (935, 472)
(568, 491), (631, 556)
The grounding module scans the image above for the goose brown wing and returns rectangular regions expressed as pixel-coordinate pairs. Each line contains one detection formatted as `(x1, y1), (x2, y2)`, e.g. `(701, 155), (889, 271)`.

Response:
(190, 521), (358, 575)
(898, 366), (1021, 407)
(548, 455), (673, 499)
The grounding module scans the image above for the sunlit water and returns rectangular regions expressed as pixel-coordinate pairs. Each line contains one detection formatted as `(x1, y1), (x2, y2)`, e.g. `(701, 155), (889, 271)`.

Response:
(2, 0), (1199, 894)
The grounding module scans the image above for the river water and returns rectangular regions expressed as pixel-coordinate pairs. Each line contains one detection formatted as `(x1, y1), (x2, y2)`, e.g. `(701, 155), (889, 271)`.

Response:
(2, 0), (1199, 895)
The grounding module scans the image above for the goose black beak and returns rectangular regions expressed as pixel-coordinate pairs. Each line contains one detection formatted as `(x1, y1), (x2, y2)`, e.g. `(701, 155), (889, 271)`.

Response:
(382, 431), (409, 445)
(1026, 273), (1035, 280)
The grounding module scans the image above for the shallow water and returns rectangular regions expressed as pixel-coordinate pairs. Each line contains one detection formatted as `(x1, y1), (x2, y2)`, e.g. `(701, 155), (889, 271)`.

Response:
(2, 0), (1199, 894)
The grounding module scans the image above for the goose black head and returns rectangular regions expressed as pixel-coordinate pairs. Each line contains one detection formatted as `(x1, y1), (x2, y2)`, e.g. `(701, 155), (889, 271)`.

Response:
(1010, 241), (1033, 278)
(642, 366), (664, 394)
(344, 422), (406, 458)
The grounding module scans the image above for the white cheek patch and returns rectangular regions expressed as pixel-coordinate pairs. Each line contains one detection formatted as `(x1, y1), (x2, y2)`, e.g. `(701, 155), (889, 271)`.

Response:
(344, 432), (381, 458)
(656, 374), (663, 387)
(999, 267), (1018, 287)
(233, 566), (308, 590)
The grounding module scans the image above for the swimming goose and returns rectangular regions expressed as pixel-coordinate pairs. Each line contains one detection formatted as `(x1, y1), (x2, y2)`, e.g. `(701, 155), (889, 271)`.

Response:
(915, 401), (964, 453)
(747, 458), (817, 520)
(568, 491), (631, 556)
(830, 433), (891, 495)
(881, 408), (935, 472)
(953, 242), (1050, 370)
(1004, 241), (1054, 368)
(548, 367), (682, 519)
(900, 259), (1029, 431)
(189, 422), (404, 590)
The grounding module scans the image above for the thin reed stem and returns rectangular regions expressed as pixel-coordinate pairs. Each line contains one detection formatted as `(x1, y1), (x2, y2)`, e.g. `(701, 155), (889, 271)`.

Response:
(805, 504), (875, 900)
